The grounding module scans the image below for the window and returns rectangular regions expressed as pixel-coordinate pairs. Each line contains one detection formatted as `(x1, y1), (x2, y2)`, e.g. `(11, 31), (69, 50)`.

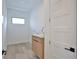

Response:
(12, 18), (25, 24)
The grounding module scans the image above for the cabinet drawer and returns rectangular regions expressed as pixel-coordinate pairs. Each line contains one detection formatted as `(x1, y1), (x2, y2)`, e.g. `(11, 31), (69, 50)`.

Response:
(32, 36), (44, 43)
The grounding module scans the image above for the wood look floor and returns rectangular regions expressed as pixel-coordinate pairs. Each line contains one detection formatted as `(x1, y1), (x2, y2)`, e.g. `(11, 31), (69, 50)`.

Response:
(4, 43), (38, 59)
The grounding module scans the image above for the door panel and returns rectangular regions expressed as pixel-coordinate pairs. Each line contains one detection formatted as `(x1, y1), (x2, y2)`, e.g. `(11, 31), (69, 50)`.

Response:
(50, 0), (77, 59)
(53, 41), (76, 59)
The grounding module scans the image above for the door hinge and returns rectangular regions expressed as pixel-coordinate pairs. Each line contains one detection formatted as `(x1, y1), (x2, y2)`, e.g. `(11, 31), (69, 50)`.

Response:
(49, 40), (51, 45)
(49, 18), (51, 22)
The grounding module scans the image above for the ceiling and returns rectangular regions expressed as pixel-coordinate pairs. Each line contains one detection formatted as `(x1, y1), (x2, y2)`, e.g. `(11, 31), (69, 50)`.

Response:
(6, 0), (43, 12)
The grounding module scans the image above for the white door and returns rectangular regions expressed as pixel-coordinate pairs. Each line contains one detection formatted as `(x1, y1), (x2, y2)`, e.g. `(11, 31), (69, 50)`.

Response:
(49, 0), (77, 59)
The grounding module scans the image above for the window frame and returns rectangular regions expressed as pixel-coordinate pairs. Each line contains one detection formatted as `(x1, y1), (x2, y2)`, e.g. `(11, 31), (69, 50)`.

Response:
(11, 17), (25, 24)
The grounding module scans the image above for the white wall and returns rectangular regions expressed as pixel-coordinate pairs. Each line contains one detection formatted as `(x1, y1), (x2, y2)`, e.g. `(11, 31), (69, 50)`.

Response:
(7, 8), (32, 45)
(30, 2), (45, 37)
(2, 0), (8, 50)
(30, 0), (50, 59)
(2, 16), (7, 49)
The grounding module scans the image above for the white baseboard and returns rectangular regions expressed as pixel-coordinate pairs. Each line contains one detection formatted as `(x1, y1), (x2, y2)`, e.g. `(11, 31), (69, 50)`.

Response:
(7, 41), (32, 46)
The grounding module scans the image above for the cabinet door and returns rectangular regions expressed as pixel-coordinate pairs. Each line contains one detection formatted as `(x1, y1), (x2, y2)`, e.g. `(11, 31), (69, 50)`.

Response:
(32, 38), (44, 59)
(49, 0), (77, 59)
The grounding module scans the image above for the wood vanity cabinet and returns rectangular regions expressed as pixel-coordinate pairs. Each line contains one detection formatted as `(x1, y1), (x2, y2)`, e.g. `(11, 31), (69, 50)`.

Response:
(32, 36), (44, 59)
